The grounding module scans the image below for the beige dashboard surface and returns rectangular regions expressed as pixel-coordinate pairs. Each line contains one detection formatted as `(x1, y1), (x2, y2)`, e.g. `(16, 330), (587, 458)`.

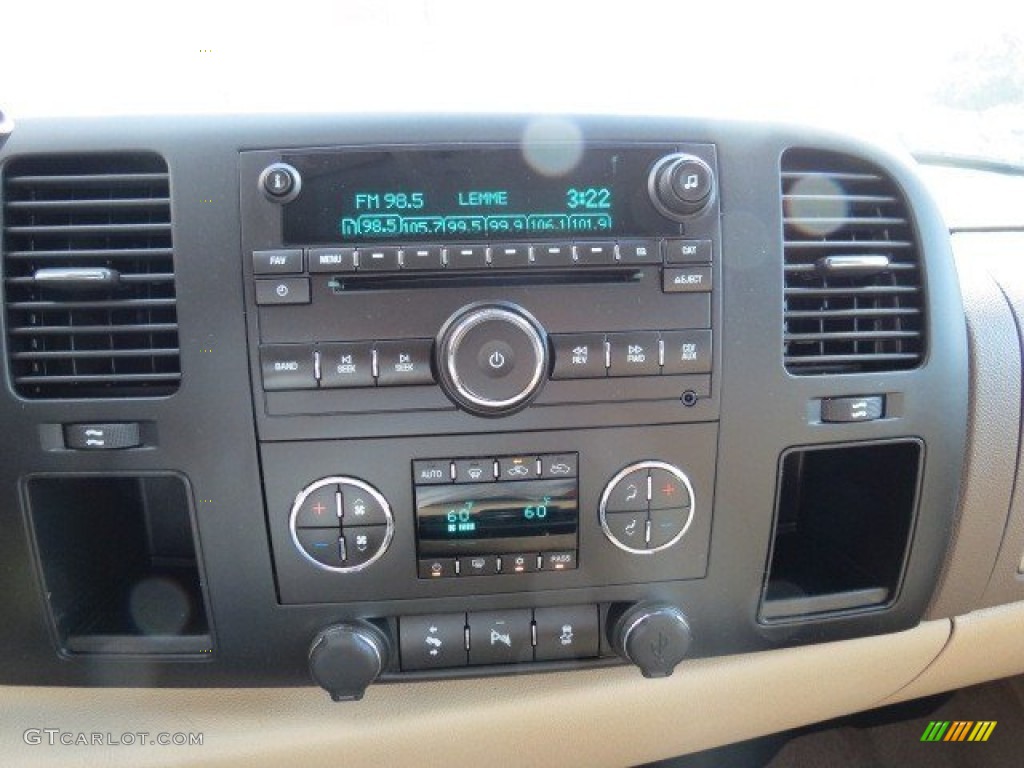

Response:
(2, 619), (948, 768)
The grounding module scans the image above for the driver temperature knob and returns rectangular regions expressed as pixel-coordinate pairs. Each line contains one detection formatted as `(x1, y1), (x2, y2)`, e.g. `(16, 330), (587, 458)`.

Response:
(648, 153), (716, 220)
(437, 303), (548, 416)
(309, 621), (390, 701)
(610, 603), (692, 678)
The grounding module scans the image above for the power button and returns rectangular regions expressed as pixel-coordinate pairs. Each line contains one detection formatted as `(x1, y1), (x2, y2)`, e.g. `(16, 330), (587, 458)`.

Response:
(479, 340), (516, 378)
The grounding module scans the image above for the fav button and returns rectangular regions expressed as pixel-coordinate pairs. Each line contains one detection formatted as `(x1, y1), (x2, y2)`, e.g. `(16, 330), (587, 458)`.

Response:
(252, 249), (303, 275)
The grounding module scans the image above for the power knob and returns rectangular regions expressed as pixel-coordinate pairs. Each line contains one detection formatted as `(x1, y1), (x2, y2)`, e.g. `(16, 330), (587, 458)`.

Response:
(610, 602), (692, 678)
(309, 622), (391, 701)
(437, 303), (548, 417)
(648, 153), (716, 220)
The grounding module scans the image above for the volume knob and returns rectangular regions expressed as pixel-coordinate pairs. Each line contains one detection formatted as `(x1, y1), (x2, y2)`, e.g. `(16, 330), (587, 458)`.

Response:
(648, 153), (715, 220)
(437, 303), (548, 417)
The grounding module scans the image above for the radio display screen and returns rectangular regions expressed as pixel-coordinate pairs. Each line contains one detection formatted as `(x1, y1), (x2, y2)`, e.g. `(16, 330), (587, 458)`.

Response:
(282, 145), (679, 244)
(415, 478), (577, 556)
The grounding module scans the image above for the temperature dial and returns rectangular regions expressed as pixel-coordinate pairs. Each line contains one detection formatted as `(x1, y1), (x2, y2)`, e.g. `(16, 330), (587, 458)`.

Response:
(648, 153), (716, 220)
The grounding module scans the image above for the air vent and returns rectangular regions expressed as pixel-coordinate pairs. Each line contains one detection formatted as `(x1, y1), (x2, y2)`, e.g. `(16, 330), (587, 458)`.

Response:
(782, 149), (924, 374)
(2, 154), (180, 398)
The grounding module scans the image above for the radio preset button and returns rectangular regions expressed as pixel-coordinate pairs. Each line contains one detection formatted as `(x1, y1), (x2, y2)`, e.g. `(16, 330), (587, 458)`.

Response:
(358, 246), (401, 272)
(534, 605), (599, 661)
(413, 460), (451, 485)
(531, 242), (574, 267)
(468, 610), (533, 665)
(309, 247), (357, 273)
(253, 248), (303, 274)
(539, 453), (578, 478)
(319, 342), (375, 388)
(498, 456), (539, 482)
(445, 244), (487, 269)
(608, 332), (661, 377)
(295, 484), (341, 528)
(401, 245), (444, 270)
(574, 242), (616, 265)
(550, 333), (607, 379)
(296, 528), (345, 567)
(661, 330), (712, 375)
(418, 558), (458, 579)
(400, 614), (467, 671)
(453, 458), (495, 484)
(375, 339), (435, 386)
(489, 243), (531, 268)
(617, 240), (662, 264)
(260, 344), (317, 390)
(255, 277), (311, 306)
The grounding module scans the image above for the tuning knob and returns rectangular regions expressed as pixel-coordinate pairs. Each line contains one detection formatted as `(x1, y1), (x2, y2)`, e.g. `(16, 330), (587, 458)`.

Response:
(648, 153), (716, 220)
(308, 622), (390, 701)
(610, 603), (692, 678)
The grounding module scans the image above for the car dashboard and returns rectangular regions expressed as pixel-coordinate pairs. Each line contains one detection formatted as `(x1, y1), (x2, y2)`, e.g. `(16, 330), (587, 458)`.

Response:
(1, 112), (1023, 766)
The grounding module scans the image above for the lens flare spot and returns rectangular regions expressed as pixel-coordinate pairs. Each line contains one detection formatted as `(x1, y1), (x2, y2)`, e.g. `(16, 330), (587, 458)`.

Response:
(521, 117), (583, 177)
(785, 175), (849, 236)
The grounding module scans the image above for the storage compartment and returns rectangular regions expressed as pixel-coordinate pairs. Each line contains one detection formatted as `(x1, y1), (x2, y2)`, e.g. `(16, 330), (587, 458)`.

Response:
(760, 440), (922, 621)
(26, 474), (212, 654)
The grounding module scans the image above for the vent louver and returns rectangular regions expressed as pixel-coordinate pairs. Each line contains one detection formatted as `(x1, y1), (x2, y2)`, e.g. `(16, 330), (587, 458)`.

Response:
(2, 154), (180, 398)
(782, 149), (924, 374)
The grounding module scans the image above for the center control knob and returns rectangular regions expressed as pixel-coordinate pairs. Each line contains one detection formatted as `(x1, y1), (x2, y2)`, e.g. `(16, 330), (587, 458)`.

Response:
(437, 303), (548, 416)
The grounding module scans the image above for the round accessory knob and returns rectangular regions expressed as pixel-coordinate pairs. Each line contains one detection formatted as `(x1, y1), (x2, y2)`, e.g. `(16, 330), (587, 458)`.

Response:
(437, 304), (548, 416)
(610, 603), (692, 678)
(309, 622), (390, 701)
(648, 153), (715, 220)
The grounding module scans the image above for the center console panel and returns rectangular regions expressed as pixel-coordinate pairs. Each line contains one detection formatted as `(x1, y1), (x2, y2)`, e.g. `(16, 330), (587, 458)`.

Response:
(0, 115), (968, 696)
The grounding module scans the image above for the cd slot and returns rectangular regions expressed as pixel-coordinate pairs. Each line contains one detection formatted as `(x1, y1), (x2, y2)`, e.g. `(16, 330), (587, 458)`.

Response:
(327, 268), (645, 292)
